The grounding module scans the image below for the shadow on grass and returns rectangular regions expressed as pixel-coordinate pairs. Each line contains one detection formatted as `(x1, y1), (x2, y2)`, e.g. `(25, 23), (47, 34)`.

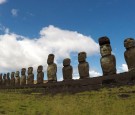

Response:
(0, 110), (6, 114)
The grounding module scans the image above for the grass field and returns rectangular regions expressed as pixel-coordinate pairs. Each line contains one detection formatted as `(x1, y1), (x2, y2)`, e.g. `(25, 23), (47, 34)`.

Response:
(0, 85), (135, 115)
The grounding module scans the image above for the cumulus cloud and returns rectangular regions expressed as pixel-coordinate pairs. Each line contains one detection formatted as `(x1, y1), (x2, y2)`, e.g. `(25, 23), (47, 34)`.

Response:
(118, 64), (128, 73)
(0, 25), (99, 77)
(11, 9), (18, 16)
(90, 70), (101, 77)
(0, 0), (6, 4)
(39, 25), (99, 58)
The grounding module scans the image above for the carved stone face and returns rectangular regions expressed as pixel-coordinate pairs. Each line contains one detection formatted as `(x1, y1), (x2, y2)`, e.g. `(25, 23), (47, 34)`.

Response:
(21, 68), (26, 75)
(124, 38), (135, 49)
(3, 74), (6, 79)
(0, 74), (2, 79)
(28, 67), (33, 74)
(78, 52), (86, 62)
(11, 72), (15, 78)
(63, 58), (70, 66)
(15, 71), (20, 77)
(7, 73), (10, 79)
(37, 65), (43, 72)
(100, 44), (112, 57)
(47, 54), (54, 65)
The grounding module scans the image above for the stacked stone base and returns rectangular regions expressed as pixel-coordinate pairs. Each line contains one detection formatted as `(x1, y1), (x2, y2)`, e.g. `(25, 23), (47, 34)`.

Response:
(0, 70), (135, 95)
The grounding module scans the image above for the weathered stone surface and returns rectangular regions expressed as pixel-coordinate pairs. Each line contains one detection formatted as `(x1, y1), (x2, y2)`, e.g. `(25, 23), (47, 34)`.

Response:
(37, 65), (44, 84)
(6, 73), (10, 86)
(15, 71), (20, 86)
(100, 55), (116, 75)
(21, 68), (26, 85)
(0, 74), (2, 85)
(10, 72), (15, 86)
(124, 38), (135, 71)
(78, 52), (90, 79)
(3, 74), (6, 85)
(99, 36), (116, 76)
(47, 54), (57, 82)
(27, 67), (34, 85)
(63, 58), (73, 80)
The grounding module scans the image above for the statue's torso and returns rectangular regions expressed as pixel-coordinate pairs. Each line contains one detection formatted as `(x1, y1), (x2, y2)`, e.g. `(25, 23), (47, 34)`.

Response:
(78, 62), (89, 78)
(47, 63), (57, 81)
(124, 48), (135, 70)
(101, 55), (116, 75)
(63, 66), (72, 80)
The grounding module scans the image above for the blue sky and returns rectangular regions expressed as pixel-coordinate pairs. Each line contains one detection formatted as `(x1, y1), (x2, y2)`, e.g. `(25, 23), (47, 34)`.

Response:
(0, 0), (135, 80)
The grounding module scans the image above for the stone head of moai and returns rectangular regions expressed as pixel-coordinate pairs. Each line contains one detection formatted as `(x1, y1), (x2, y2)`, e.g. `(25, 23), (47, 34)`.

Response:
(11, 72), (15, 78)
(78, 51), (89, 79)
(6, 73), (10, 86)
(10, 72), (15, 86)
(124, 38), (135, 71)
(63, 58), (73, 80)
(99, 36), (112, 57)
(0, 73), (2, 79)
(37, 65), (43, 73)
(47, 54), (57, 82)
(37, 65), (44, 84)
(15, 71), (20, 77)
(15, 71), (20, 85)
(3, 74), (6, 79)
(27, 67), (34, 85)
(47, 54), (54, 65)
(21, 68), (26, 85)
(78, 52), (87, 63)
(28, 67), (33, 74)
(21, 68), (26, 75)
(63, 58), (71, 66)
(0, 74), (2, 84)
(7, 73), (10, 79)
(2, 74), (6, 85)
(124, 38), (135, 50)
(98, 36), (116, 76)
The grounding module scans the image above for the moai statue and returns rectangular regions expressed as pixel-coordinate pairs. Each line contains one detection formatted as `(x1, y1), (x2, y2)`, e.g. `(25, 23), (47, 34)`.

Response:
(62, 58), (73, 81)
(78, 52), (90, 79)
(27, 67), (34, 85)
(10, 72), (15, 86)
(0, 74), (2, 85)
(99, 36), (116, 76)
(2, 74), (6, 86)
(124, 38), (135, 71)
(6, 72), (10, 86)
(37, 65), (44, 84)
(47, 54), (57, 82)
(21, 68), (26, 85)
(15, 71), (20, 86)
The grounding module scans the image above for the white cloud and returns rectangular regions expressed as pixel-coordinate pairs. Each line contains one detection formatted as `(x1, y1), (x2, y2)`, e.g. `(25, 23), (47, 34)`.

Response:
(0, 0), (6, 4)
(118, 64), (128, 73)
(0, 24), (10, 34)
(90, 70), (101, 77)
(39, 25), (99, 59)
(0, 25), (99, 75)
(11, 9), (18, 16)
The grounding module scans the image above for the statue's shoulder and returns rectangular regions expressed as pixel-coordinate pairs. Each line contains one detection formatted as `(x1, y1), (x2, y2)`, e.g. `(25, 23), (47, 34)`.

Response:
(53, 63), (57, 67)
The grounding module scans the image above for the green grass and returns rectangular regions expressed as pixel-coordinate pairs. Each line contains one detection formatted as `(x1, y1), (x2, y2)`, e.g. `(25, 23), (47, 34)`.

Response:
(0, 85), (135, 115)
